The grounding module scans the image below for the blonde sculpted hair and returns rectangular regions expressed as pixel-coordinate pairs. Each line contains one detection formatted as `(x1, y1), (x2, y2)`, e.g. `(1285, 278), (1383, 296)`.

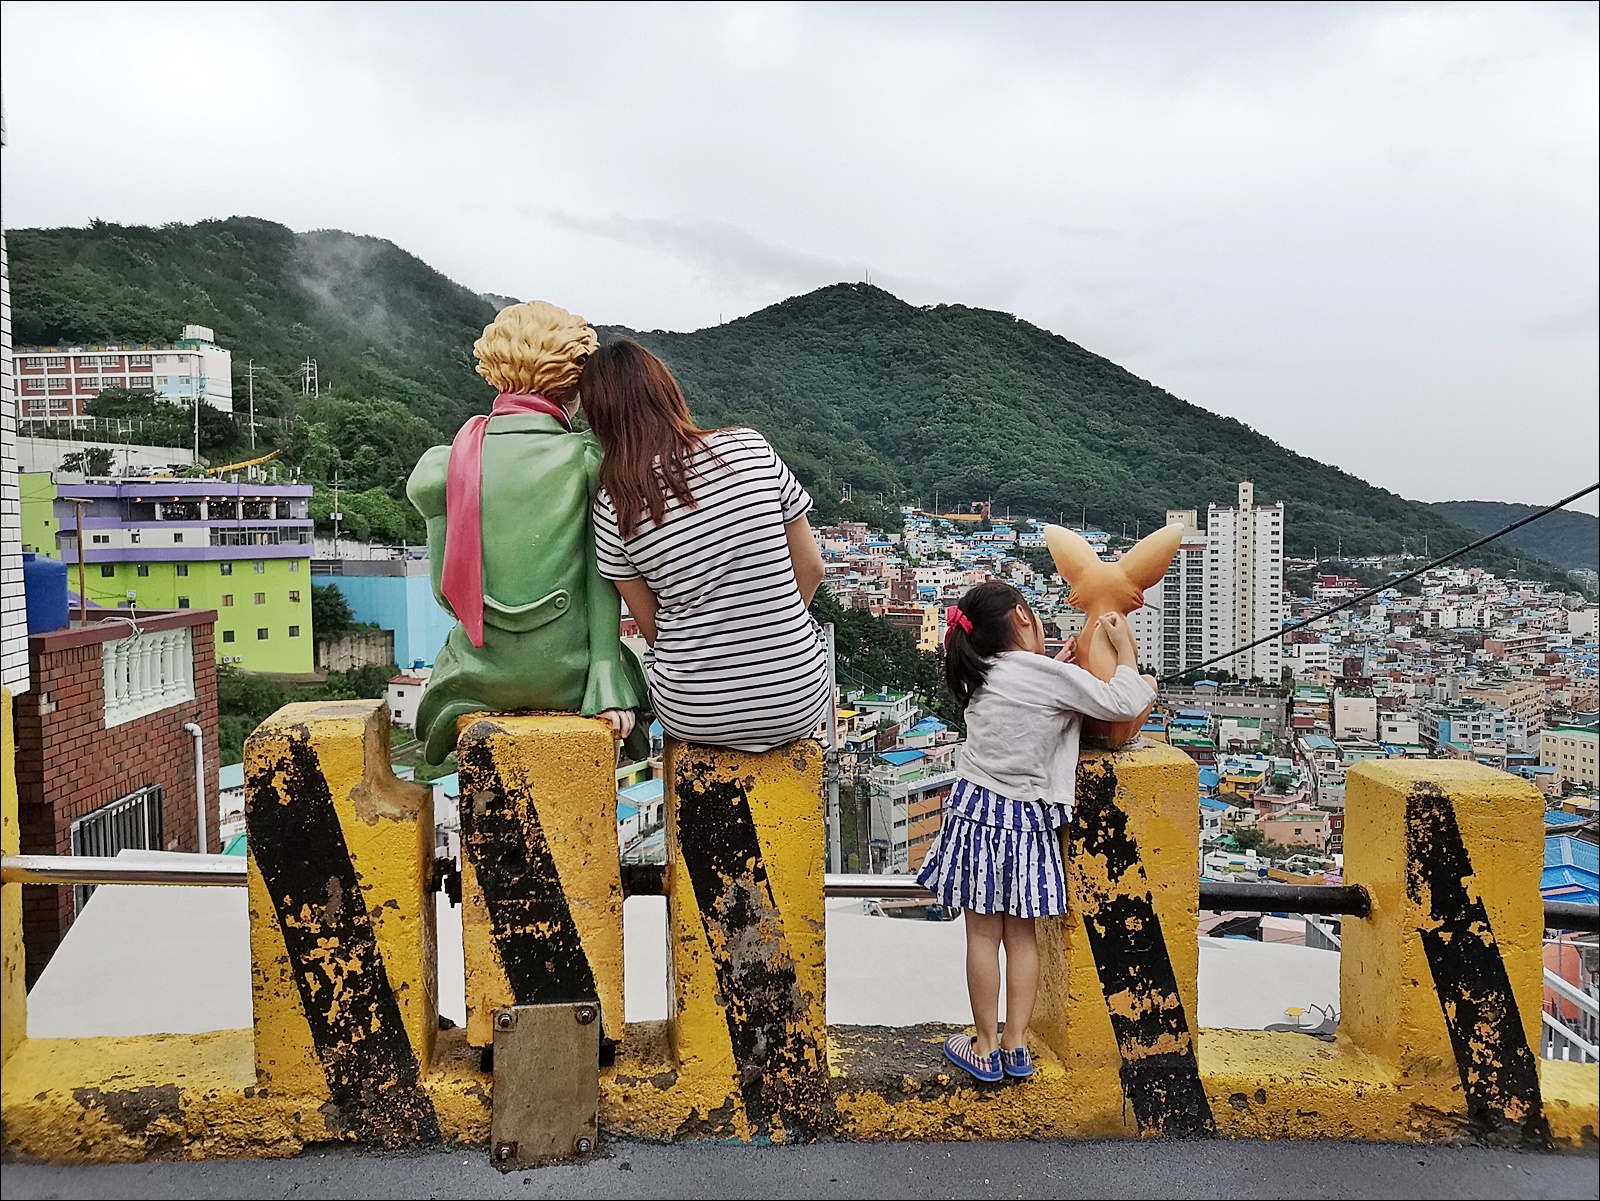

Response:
(473, 301), (599, 396)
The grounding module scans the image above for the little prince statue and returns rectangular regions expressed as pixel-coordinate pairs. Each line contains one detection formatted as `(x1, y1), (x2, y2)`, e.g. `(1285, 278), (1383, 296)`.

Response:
(407, 301), (647, 765)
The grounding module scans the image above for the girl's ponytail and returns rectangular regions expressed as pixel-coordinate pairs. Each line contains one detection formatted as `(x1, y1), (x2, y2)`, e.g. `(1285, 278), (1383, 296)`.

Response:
(943, 580), (1031, 707)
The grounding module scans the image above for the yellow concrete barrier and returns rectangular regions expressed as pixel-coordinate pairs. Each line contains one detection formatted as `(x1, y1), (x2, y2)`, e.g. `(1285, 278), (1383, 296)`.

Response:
(1342, 759), (1550, 1143)
(455, 713), (625, 1048)
(1031, 744), (1211, 1137)
(246, 700), (439, 1145)
(657, 737), (828, 1142)
(3, 687), (26, 1066)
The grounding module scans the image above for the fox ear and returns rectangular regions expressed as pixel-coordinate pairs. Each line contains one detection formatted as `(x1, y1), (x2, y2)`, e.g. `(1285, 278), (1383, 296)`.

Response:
(1043, 525), (1106, 585)
(1119, 522), (1186, 590)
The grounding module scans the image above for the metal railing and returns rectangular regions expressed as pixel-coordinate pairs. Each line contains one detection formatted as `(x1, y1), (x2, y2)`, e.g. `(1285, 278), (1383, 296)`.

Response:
(1542, 969), (1600, 1064)
(10, 855), (1594, 933)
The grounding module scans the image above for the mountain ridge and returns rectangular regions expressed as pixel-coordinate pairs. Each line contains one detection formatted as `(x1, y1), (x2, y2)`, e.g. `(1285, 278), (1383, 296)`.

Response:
(6, 217), (1573, 585)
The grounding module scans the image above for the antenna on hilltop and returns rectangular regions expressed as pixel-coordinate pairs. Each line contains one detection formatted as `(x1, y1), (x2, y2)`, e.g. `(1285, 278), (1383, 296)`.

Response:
(300, 358), (319, 398)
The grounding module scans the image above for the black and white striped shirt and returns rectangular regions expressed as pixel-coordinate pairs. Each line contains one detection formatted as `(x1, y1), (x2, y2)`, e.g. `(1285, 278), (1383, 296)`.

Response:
(592, 428), (829, 752)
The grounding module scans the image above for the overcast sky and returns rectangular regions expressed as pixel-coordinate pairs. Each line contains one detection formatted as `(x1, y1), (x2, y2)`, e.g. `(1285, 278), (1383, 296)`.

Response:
(3, 1), (1595, 511)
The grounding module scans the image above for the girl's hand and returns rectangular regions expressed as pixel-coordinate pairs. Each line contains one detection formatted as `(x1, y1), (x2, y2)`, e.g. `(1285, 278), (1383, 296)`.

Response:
(599, 709), (635, 741)
(1098, 612), (1138, 663)
(1055, 635), (1079, 664)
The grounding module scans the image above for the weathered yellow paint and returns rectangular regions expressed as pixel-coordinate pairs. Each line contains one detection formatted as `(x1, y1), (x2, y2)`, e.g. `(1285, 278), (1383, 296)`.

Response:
(1031, 744), (1201, 1135)
(662, 738), (827, 1139)
(247, 701), (437, 1092)
(1342, 760), (1543, 1083)
(457, 713), (625, 1047)
(2, 687), (26, 1066)
(1540, 1058), (1600, 1148)
(0, 1027), (495, 1162)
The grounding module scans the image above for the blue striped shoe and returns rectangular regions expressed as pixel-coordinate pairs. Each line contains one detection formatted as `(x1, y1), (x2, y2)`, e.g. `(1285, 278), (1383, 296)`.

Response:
(1001, 1046), (1034, 1079)
(943, 1034), (1004, 1083)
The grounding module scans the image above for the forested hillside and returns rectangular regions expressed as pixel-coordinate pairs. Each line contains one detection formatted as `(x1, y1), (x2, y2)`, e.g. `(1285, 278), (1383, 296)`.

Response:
(7, 217), (1567, 582)
(1429, 501), (1597, 571)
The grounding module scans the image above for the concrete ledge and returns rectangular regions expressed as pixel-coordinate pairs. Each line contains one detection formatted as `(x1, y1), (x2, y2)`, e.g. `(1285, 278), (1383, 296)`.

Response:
(4, 1022), (1593, 1160)
(0, 1028), (491, 1163)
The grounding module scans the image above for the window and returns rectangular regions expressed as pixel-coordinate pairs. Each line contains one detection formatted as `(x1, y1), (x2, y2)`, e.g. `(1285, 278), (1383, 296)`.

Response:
(23, 379), (43, 392)
(130, 376), (154, 389)
(289, 625), (301, 638)
(253, 561), (266, 573)
(91, 534), (110, 545)
(71, 785), (164, 911)
(221, 595), (233, 607)
(130, 355), (152, 367)
(47, 377), (70, 392)
(177, 597), (190, 609)
(288, 590), (301, 604)
(254, 592), (266, 605)
(219, 563), (233, 576)
(45, 355), (67, 369)
(257, 628), (269, 640)
(289, 560), (301, 572)
(173, 533), (183, 543)
(223, 630), (235, 644)
(176, 564), (188, 577)
(136, 564), (149, 577)
(100, 565), (115, 578)
(129, 531), (140, 544)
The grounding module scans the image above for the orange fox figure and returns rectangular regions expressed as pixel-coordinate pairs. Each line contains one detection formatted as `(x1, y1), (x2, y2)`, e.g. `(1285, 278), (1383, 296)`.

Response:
(1043, 522), (1184, 747)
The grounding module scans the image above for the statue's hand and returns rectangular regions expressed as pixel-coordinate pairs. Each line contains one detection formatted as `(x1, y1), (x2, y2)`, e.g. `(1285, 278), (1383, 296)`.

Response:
(599, 709), (636, 741)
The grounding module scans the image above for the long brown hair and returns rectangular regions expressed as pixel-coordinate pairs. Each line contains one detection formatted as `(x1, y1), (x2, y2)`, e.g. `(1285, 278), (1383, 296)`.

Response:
(580, 339), (720, 538)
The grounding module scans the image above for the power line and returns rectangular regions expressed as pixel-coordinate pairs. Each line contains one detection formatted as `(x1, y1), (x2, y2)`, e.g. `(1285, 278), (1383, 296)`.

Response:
(1158, 481), (1599, 685)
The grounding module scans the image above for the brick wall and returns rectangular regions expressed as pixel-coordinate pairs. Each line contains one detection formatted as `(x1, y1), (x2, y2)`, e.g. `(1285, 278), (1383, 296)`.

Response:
(13, 609), (220, 983)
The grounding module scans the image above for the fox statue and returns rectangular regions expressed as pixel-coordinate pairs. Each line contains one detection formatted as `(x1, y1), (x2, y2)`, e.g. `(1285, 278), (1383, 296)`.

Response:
(1042, 521), (1185, 747)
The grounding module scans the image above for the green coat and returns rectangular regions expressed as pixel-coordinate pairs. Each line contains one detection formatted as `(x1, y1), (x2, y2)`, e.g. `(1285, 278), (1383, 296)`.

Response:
(406, 413), (646, 765)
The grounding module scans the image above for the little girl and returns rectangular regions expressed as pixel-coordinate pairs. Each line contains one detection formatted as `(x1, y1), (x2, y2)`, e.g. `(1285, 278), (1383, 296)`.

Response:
(916, 580), (1156, 1082)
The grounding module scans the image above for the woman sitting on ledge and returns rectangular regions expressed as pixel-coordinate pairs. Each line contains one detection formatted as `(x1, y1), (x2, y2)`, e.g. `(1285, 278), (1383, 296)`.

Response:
(581, 339), (830, 751)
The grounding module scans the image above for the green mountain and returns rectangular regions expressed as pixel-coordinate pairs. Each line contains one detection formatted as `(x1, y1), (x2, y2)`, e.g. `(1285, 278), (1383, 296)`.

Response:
(5, 217), (1569, 584)
(1428, 501), (1597, 572)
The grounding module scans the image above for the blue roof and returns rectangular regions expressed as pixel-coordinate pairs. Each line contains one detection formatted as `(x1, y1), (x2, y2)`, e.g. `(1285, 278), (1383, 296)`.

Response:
(1544, 811), (1586, 827)
(877, 749), (927, 766)
(1546, 835), (1599, 875)
(619, 778), (664, 804)
(432, 772), (460, 797)
(1198, 768), (1221, 788)
(1199, 797), (1231, 812)
(1175, 709), (1210, 719)
(909, 717), (946, 733)
(1303, 735), (1337, 750)
(617, 802), (639, 821)
(219, 763), (245, 791)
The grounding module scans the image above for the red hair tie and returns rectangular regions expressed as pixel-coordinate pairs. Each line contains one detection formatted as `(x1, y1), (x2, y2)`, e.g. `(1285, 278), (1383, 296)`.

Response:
(944, 605), (973, 647)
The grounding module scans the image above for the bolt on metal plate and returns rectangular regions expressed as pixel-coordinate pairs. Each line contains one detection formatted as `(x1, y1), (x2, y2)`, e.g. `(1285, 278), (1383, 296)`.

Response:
(489, 1002), (600, 1170)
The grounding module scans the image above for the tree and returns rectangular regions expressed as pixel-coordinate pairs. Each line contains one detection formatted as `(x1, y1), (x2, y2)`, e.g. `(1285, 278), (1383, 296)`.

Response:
(311, 583), (356, 642)
(60, 447), (116, 475)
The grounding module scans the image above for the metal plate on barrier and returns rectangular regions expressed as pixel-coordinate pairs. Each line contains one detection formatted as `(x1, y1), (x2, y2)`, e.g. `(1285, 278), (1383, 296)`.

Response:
(490, 1002), (600, 1168)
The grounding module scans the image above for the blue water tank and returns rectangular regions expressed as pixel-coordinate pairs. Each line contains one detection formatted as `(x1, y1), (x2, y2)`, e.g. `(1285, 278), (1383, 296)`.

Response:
(22, 552), (70, 634)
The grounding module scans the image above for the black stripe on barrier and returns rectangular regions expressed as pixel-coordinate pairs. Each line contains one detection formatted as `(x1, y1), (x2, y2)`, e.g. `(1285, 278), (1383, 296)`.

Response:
(673, 757), (831, 1140)
(1405, 783), (1551, 1147)
(247, 727), (440, 1146)
(1070, 759), (1215, 1137)
(457, 726), (600, 1011)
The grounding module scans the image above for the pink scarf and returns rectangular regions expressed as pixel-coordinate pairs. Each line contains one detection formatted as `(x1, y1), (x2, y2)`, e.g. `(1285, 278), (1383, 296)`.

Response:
(442, 392), (571, 647)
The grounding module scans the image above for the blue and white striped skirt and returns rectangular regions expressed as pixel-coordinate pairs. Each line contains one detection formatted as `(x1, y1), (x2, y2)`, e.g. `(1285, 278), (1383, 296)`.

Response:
(914, 778), (1069, 918)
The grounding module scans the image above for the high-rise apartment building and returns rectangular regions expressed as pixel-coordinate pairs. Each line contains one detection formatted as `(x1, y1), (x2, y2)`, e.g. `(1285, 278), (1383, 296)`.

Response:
(1128, 512), (1208, 678)
(1204, 482), (1284, 682)
(15, 326), (233, 423)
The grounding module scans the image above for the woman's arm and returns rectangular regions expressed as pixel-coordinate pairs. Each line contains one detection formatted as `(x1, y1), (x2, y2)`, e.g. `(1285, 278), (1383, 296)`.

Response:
(786, 515), (825, 605)
(616, 577), (660, 646)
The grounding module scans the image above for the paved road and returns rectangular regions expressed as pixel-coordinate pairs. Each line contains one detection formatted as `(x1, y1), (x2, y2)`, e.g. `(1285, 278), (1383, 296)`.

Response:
(4, 1138), (1597, 1200)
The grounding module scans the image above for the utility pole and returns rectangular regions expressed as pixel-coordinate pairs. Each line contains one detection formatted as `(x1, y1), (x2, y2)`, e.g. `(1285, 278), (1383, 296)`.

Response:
(331, 473), (344, 557)
(300, 358), (319, 397)
(1080, 505), (1086, 530)
(246, 361), (266, 450)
